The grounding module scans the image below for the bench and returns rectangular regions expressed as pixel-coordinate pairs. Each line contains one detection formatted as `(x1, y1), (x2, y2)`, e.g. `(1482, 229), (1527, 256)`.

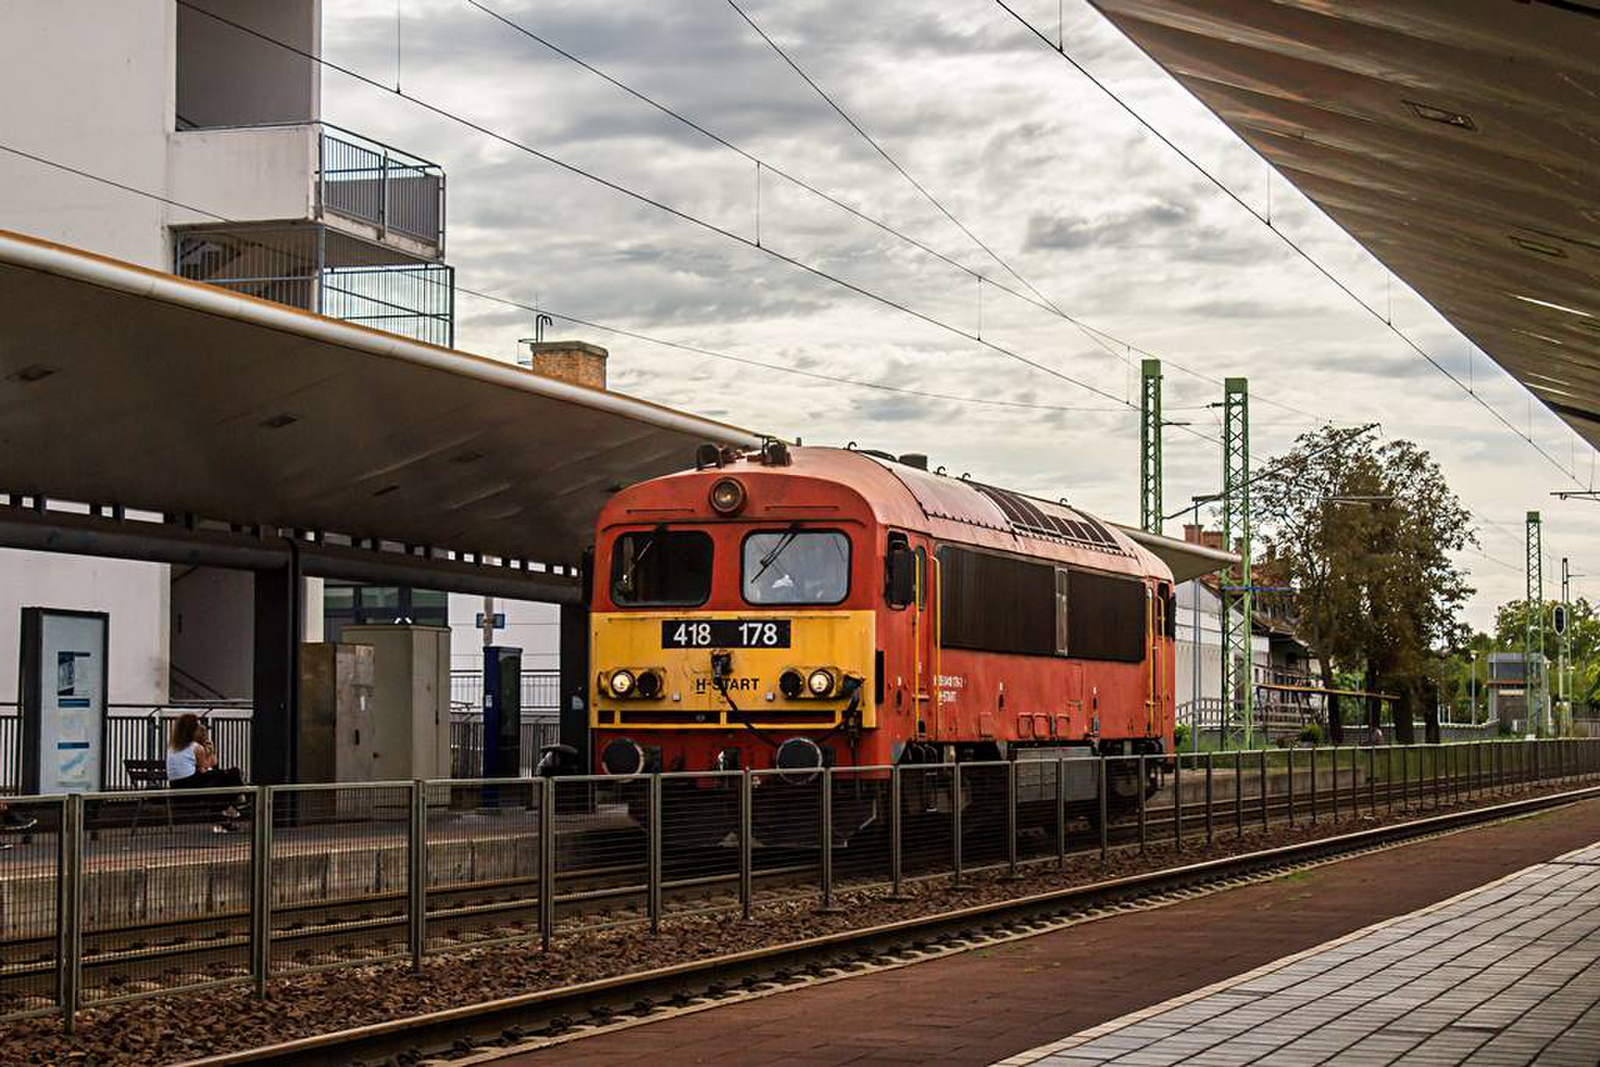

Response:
(117, 759), (219, 832)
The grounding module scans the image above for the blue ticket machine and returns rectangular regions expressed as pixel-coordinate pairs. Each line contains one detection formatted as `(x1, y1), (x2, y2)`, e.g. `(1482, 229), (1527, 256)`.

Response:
(482, 645), (523, 778)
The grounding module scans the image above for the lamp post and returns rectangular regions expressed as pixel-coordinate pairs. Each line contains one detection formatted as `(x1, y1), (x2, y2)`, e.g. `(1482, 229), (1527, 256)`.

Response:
(1469, 649), (1478, 725)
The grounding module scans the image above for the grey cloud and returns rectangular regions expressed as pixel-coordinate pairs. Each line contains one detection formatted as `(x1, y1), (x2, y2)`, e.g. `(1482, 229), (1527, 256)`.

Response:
(1025, 202), (1195, 251)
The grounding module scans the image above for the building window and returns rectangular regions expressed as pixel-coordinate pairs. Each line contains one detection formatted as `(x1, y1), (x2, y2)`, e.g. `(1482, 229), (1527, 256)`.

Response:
(323, 582), (449, 642)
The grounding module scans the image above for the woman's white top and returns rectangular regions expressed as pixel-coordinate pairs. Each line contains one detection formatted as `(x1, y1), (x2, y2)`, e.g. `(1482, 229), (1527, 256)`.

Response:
(166, 742), (201, 782)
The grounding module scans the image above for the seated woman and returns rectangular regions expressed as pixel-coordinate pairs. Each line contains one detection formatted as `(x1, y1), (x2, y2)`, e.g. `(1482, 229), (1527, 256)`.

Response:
(166, 713), (247, 831)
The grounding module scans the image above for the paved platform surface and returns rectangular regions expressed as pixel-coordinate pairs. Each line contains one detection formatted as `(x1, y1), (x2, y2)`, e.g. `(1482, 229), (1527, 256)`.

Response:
(1007, 842), (1600, 1065)
(499, 799), (1600, 1066)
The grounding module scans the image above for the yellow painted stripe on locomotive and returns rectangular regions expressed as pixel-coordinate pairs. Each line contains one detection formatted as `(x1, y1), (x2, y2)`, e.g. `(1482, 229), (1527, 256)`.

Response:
(590, 610), (876, 730)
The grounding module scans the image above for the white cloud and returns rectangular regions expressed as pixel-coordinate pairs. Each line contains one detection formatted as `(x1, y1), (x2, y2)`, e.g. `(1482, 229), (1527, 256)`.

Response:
(323, 0), (1596, 629)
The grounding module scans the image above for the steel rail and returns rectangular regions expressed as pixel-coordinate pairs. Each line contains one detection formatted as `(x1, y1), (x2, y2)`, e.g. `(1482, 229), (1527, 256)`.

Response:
(174, 783), (1600, 1067)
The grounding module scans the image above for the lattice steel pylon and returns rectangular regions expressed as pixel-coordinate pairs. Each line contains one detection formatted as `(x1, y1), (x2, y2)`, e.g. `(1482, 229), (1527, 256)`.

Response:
(1526, 510), (1544, 736)
(1140, 359), (1163, 534)
(1560, 556), (1571, 737)
(1220, 378), (1253, 748)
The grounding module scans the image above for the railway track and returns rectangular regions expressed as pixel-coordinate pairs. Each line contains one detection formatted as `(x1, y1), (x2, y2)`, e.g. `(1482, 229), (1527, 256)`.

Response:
(173, 780), (1600, 1067)
(0, 765), (1577, 1002)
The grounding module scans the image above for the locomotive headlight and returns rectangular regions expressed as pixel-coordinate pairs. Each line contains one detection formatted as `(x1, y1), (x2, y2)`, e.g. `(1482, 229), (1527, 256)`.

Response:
(779, 669), (805, 700)
(807, 668), (835, 697)
(635, 670), (662, 699)
(608, 669), (635, 697)
(709, 476), (747, 515)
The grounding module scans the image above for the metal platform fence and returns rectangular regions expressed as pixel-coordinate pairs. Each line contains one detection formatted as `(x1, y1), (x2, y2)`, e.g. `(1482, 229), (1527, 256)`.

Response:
(0, 700), (560, 795)
(1, 739), (1596, 1030)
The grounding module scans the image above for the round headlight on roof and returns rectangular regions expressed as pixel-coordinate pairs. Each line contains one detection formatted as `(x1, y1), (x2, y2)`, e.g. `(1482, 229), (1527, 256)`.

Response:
(609, 669), (635, 697)
(709, 476), (747, 515)
(807, 668), (835, 697)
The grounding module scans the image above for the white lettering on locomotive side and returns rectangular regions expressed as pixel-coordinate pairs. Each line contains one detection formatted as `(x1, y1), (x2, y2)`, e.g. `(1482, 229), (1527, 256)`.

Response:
(936, 674), (966, 705)
(737, 620), (782, 646)
(693, 677), (762, 694)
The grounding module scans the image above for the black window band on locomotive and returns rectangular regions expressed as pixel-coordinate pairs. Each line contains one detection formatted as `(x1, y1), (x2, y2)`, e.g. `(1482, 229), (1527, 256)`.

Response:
(610, 528), (714, 607)
(936, 545), (1147, 662)
(741, 529), (850, 606)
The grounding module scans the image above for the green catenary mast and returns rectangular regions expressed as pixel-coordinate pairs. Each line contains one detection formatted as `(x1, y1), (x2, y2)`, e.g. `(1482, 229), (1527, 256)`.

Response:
(1140, 359), (1163, 534)
(1526, 511), (1544, 735)
(1221, 378), (1252, 747)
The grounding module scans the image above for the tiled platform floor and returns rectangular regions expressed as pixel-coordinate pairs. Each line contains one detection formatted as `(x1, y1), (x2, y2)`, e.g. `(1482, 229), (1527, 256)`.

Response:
(1004, 843), (1600, 1066)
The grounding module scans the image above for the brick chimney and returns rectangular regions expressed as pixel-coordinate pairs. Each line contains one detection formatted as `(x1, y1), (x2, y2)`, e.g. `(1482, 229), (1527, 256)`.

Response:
(519, 340), (608, 390)
(1184, 524), (1225, 551)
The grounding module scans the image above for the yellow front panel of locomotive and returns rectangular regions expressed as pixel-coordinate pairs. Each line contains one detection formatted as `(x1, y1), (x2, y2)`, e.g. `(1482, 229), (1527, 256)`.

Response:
(590, 611), (876, 730)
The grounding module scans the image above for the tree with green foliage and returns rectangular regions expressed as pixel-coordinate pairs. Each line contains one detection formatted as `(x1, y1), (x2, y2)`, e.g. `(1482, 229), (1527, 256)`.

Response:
(1492, 596), (1600, 715)
(1254, 426), (1476, 740)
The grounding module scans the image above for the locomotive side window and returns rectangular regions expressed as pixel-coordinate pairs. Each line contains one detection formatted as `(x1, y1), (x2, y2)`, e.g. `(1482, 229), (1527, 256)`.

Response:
(1066, 569), (1147, 662)
(1054, 568), (1070, 655)
(885, 532), (914, 609)
(610, 529), (713, 606)
(936, 546), (1056, 656)
(742, 530), (851, 605)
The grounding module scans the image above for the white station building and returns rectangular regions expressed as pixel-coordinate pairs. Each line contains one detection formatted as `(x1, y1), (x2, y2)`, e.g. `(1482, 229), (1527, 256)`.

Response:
(0, 0), (561, 710)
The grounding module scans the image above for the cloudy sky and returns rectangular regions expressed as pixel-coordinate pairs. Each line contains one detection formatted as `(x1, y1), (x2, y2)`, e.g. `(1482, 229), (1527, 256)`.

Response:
(321, 0), (1596, 630)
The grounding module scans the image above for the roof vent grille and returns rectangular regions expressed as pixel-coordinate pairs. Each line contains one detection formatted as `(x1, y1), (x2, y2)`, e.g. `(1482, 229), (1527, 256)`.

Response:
(971, 483), (1123, 553)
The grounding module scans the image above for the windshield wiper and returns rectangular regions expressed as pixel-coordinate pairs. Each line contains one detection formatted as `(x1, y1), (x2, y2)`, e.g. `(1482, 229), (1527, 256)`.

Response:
(750, 527), (800, 585)
(620, 526), (665, 589)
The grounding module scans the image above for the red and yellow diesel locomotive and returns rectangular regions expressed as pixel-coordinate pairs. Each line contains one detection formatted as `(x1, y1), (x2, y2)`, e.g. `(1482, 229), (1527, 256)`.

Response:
(587, 442), (1175, 822)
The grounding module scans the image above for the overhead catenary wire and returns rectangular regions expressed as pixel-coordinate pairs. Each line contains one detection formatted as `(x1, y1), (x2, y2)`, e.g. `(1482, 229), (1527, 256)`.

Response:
(722, 0), (1325, 424)
(0, 139), (1161, 424)
(2, 139), (1553, 581)
(992, 0), (1586, 485)
(464, 0), (1323, 426)
(176, 0), (1162, 418)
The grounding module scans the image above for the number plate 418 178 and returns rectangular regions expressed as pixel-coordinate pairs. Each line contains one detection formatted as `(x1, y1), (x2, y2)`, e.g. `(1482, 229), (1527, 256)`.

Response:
(661, 619), (792, 648)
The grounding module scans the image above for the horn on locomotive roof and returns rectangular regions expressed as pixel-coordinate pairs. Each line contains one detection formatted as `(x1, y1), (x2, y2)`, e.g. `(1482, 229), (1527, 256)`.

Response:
(898, 453), (928, 470)
(694, 442), (724, 470)
(760, 438), (792, 466)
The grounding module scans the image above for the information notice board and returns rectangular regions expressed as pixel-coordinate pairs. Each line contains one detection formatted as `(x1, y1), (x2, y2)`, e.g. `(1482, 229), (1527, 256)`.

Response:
(19, 608), (109, 794)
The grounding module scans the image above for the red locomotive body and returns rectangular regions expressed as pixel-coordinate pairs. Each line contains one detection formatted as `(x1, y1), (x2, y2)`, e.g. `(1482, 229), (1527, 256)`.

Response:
(588, 444), (1175, 792)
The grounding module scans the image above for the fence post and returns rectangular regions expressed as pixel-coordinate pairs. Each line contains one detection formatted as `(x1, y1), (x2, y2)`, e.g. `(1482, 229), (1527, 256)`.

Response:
(1348, 745), (1357, 815)
(1234, 750), (1243, 836)
(740, 769), (754, 919)
(1204, 751), (1214, 843)
(1005, 760), (1020, 879)
(539, 776), (555, 952)
(1310, 746), (1319, 822)
(1259, 748), (1269, 831)
(1286, 748), (1295, 828)
(1055, 757), (1066, 868)
(251, 784), (273, 998)
(1367, 746), (1376, 813)
(1137, 753), (1147, 854)
(379, 149), (390, 235)
(648, 773), (663, 933)
(409, 780), (426, 973)
(952, 763), (964, 886)
(890, 765), (905, 897)
(58, 794), (82, 1034)
(820, 767), (837, 909)
(1173, 751), (1183, 850)
(1098, 755), (1108, 867)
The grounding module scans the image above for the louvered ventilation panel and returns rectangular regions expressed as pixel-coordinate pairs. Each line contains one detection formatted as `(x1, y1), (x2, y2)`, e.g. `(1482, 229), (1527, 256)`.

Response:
(971, 483), (1122, 553)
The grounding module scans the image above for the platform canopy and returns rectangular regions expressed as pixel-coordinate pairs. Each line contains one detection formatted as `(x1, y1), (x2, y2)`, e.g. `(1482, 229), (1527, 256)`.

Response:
(1116, 525), (1238, 584)
(1091, 0), (1600, 450)
(0, 229), (764, 589)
